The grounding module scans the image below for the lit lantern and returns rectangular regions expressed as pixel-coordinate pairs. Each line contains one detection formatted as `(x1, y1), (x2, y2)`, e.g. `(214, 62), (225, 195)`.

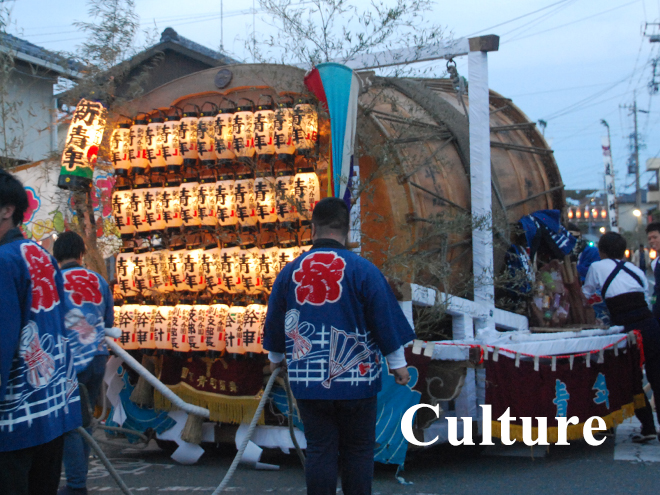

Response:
(135, 305), (156, 349)
(257, 242), (279, 294)
(254, 97), (276, 157)
(110, 122), (132, 176)
(219, 242), (241, 294)
(131, 246), (151, 294)
(153, 305), (175, 350)
(116, 304), (140, 350)
(200, 243), (223, 294)
(225, 306), (246, 354)
(625, 249), (630, 259)
(111, 186), (135, 238)
(584, 208), (590, 219)
(254, 173), (277, 225)
(141, 182), (166, 232)
(576, 209), (582, 219)
(146, 113), (167, 173)
(145, 247), (169, 293)
(235, 173), (258, 228)
(601, 208), (607, 219)
(278, 240), (300, 271)
(650, 249), (657, 260)
(214, 100), (236, 162)
(161, 109), (183, 172)
(113, 306), (121, 336)
(567, 208), (574, 219)
(170, 304), (192, 352)
(292, 97), (318, 153)
(274, 99), (295, 160)
(179, 178), (201, 227)
(237, 243), (261, 294)
(188, 305), (209, 352)
(232, 100), (255, 160)
(292, 167), (320, 223)
(164, 245), (187, 292)
(275, 171), (297, 224)
(179, 107), (199, 163)
(161, 180), (183, 229)
(197, 104), (217, 165)
(115, 248), (138, 297)
(244, 304), (267, 354)
(198, 178), (218, 227)
(182, 244), (206, 292)
(591, 208), (597, 218)
(206, 303), (229, 352)
(131, 184), (149, 236)
(58, 99), (107, 191)
(129, 115), (149, 175)
(215, 174), (237, 228)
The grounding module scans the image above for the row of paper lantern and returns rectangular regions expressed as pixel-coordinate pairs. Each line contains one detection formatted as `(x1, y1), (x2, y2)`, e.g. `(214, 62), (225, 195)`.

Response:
(567, 207), (609, 220)
(110, 101), (318, 175)
(116, 241), (310, 297)
(111, 169), (320, 235)
(113, 303), (268, 354)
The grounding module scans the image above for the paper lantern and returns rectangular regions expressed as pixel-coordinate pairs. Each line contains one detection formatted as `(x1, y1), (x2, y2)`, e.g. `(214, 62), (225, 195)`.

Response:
(115, 248), (138, 297)
(145, 248), (170, 292)
(234, 173), (258, 228)
(219, 242), (241, 294)
(131, 247), (151, 294)
(237, 243), (261, 294)
(200, 243), (223, 294)
(110, 123), (132, 176)
(225, 306), (246, 354)
(254, 99), (276, 157)
(214, 106), (235, 161)
(113, 306), (122, 335)
(188, 304), (209, 352)
(131, 184), (148, 235)
(170, 304), (192, 352)
(215, 174), (238, 228)
(257, 243), (279, 294)
(576, 209), (582, 219)
(601, 208), (607, 219)
(278, 241), (300, 271)
(254, 173), (277, 225)
(161, 112), (183, 171)
(111, 186), (135, 238)
(584, 208), (590, 219)
(206, 304), (229, 352)
(182, 245), (206, 292)
(197, 105), (217, 165)
(143, 115), (166, 173)
(292, 99), (318, 153)
(129, 116), (149, 175)
(244, 304), (267, 354)
(179, 109), (199, 163)
(274, 100), (295, 158)
(275, 171), (297, 223)
(567, 208), (574, 219)
(135, 305), (156, 349)
(161, 181), (183, 229)
(141, 183), (166, 232)
(58, 99), (107, 191)
(180, 178), (201, 227)
(153, 306), (175, 350)
(292, 168), (320, 222)
(232, 101), (255, 160)
(165, 246), (187, 292)
(198, 178), (218, 227)
(116, 304), (140, 350)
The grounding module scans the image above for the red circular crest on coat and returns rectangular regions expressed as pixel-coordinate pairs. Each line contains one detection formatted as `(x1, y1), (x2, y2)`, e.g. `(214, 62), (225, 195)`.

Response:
(21, 243), (60, 312)
(293, 251), (346, 305)
(63, 268), (102, 306)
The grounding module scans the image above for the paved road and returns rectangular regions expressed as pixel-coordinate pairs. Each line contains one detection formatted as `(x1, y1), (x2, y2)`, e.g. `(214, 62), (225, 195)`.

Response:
(76, 417), (660, 495)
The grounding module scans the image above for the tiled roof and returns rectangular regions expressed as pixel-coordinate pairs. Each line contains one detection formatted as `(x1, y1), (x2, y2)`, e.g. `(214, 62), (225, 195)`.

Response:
(0, 32), (83, 74)
(158, 27), (240, 65)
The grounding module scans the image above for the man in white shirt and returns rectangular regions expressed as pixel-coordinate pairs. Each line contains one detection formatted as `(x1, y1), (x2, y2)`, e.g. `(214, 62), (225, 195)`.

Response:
(583, 232), (660, 442)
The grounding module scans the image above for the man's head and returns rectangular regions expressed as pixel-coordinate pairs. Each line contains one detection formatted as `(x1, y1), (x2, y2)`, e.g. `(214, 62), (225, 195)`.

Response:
(0, 170), (28, 238)
(647, 222), (660, 251)
(53, 231), (86, 264)
(598, 232), (627, 260)
(311, 197), (349, 242)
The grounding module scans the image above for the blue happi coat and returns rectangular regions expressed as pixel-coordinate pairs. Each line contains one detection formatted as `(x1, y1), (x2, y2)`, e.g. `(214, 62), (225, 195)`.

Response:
(60, 263), (114, 368)
(0, 229), (83, 451)
(263, 239), (415, 400)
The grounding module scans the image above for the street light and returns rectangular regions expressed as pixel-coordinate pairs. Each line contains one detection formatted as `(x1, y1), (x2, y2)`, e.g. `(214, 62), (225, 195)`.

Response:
(633, 208), (642, 217)
(599, 226), (606, 234)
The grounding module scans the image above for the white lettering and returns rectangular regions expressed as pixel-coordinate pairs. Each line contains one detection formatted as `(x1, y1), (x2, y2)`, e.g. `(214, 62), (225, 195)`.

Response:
(447, 417), (475, 446)
(583, 416), (607, 446)
(401, 404), (439, 447)
(521, 417), (550, 446)
(480, 404), (495, 445)
(556, 416), (579, 445)
(498, 407), (516, 445)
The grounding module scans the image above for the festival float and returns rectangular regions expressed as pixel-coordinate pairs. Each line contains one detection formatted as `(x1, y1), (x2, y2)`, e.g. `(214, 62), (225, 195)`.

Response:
(18, 35), (644, 467)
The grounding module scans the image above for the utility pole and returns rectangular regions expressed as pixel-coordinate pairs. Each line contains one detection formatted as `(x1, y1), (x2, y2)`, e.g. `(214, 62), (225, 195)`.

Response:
(633, 96), (641, 212)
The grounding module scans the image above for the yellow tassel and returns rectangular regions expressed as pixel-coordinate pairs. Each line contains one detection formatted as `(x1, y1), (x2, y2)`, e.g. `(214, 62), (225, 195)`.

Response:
(129, 355), (155, 408)
(180, 414), (205, 444)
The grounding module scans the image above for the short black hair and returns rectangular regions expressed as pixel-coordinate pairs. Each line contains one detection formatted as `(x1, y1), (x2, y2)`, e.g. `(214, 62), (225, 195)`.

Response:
(646, 222), (660, 235)
(598, 232), (626, 259)
(566, 222), (579, 232)
(0, 170), (29, 226)
(312, 197), (349, 236)
(53, 231), (86, 262)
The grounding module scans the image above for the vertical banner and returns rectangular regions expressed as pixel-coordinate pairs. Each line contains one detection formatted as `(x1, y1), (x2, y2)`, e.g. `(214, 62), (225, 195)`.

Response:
(602, 136), (619, 232)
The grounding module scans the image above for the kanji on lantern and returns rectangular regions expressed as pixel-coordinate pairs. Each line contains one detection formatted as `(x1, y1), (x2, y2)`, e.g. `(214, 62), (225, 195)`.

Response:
(182, 246), (206, 292)
(112, 186), (135, 238)
(201, 244), (223, 294)
(238, 244), (261, 295)
(293, 99), (318, 153)
(254, 102), (276, 157)
(115, 249), (138, 297)
(170, 304), (192, 352)
(275, 172), (297, 223)
(153, 306), (175, 350)
(116, 304), (139, 350)
(292, 168), (320, 222)
(136, 305), (156, 349)
(161, 181), (183, 229)
(180, 179), (201, 227)
(189, 305), (209, 352)
(110, 123), (132, 176)
(214, 109), (235, 161)
(198, 178), (218, 227)
(161, 114), (184, 171)
(274, 100), (295, 157)
(179, 110), (199, 162)
(232, 103), (255, 160)
(225, 306), (246, 354)
(129, 117), (149, 175)
(206, 303), (229, 352)
(235, 174), (258, 228)
(146, 115), (167, 172)
(219, 243), (241, 294)
(244, 303), (267, 353)
(215, 174), (237, 228)
(254, 174), (277, 225)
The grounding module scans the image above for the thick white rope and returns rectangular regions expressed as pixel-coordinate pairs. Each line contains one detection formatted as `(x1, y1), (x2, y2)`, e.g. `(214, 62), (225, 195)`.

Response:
(78, 427), (134, 495)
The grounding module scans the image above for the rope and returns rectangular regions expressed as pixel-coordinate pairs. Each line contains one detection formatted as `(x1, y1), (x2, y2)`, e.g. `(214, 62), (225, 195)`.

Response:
(78, 427), (134, 495)
(282, 370), (306, 468)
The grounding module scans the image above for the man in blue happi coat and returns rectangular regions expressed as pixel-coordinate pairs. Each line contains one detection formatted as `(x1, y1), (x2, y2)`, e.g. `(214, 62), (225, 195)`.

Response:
(263, 197), (416, 495)
(0, 170), (83, 495)
(54, 231), (114, 495)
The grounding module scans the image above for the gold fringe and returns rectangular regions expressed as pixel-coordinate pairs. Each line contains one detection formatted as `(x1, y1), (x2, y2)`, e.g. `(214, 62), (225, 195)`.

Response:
(490, 398), (642, 443)
(153, 382), (265, 425)
(634, 392), (647, 409)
